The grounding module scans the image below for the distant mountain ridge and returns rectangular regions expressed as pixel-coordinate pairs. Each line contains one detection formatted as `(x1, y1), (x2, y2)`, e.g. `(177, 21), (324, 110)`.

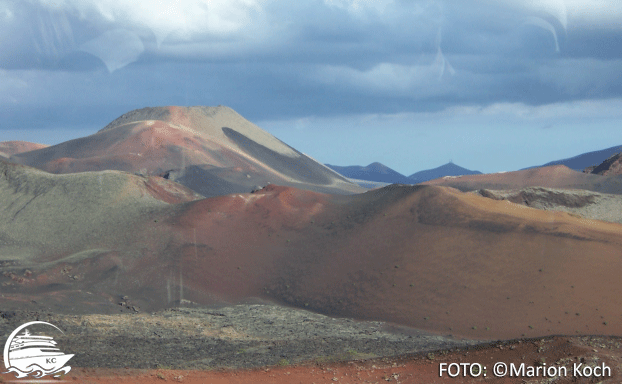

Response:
(408, 162), (482, 183)
(526, 145), (622, 171)
(329, 145), (622, 186)
(326, 161), (482, 185)
(325, 162), (411, 184)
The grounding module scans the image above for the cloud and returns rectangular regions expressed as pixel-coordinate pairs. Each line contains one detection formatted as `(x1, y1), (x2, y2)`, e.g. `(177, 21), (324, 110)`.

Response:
(314, 60), (450, 94)
(0, 2), (78, 69)
(0, 69), (28, 104)
(0, 0), (268, 71)
(481, 0), (622, 29)
(35, 0), (264, 43)
(79, 29), (144, 72)
(522, 16), (561, 52)
(294, 98), (622, 126)
(2, 0), (613, 73)
(537, 58), (622, 96)
(443, 98), (622, 120)
(323, 0), (394, 16)
(491, 0), (568, 29)
(0, 0), (621, 133)
(564, 0), (622, 28)
(0, 3), (14, 20)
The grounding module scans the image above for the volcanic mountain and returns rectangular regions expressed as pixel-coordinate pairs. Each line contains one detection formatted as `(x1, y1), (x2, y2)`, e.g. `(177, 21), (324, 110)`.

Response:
(326, 162), (411, 184)
(2, 160), (622, 340)
(9, 106), (362, 197)
(409, 162), (482, 183)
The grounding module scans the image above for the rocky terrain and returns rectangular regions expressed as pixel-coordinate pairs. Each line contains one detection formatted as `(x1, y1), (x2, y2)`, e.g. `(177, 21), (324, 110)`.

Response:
(1, 310), (620, 383)
(61, 336), (622, 383)
(478, 187), (622, 223)
(0, 303), (477, 370)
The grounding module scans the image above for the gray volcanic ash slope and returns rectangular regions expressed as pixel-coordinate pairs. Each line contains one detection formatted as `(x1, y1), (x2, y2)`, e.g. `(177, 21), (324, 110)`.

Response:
(478, 187), (622, 224)
(10, 106), (362, 197)
(0, 160), (201, 292)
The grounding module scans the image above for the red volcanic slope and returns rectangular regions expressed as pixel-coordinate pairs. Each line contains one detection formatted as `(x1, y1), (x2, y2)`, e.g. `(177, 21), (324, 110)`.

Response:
(423, 165), (622, 194)
(0, 140), (48, 158)
(12, 111), (253, 173)
(140, 175), (204, 204)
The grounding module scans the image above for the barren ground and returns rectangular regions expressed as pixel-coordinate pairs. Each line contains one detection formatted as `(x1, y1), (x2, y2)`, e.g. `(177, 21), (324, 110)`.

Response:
(2, 304), (622, 383)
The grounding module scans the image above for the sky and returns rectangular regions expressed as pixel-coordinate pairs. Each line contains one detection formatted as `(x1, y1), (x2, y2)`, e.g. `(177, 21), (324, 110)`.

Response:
(1, 0), (621, 175)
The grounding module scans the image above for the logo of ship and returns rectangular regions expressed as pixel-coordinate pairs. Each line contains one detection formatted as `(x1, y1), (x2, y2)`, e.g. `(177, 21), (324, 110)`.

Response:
(3, 321), (73, 378)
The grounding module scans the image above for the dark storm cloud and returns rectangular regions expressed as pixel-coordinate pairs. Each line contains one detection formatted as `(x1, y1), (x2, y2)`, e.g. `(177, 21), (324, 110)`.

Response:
(1, 0), (621, 126)
(564, 28), (622, 59)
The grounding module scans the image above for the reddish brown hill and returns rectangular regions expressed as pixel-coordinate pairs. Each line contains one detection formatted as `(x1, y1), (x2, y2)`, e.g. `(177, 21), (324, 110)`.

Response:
(3, 167), (622, 341)
(590, 153), (622, 176)
(0, 140), (48, 158)
(254, 185), (622, 340)
(423, 165), (622, 194)
(10, 106), (362, 197)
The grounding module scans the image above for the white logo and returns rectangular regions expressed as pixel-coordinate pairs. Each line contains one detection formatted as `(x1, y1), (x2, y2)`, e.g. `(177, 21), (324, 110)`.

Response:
(3, 321), (74, 379)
